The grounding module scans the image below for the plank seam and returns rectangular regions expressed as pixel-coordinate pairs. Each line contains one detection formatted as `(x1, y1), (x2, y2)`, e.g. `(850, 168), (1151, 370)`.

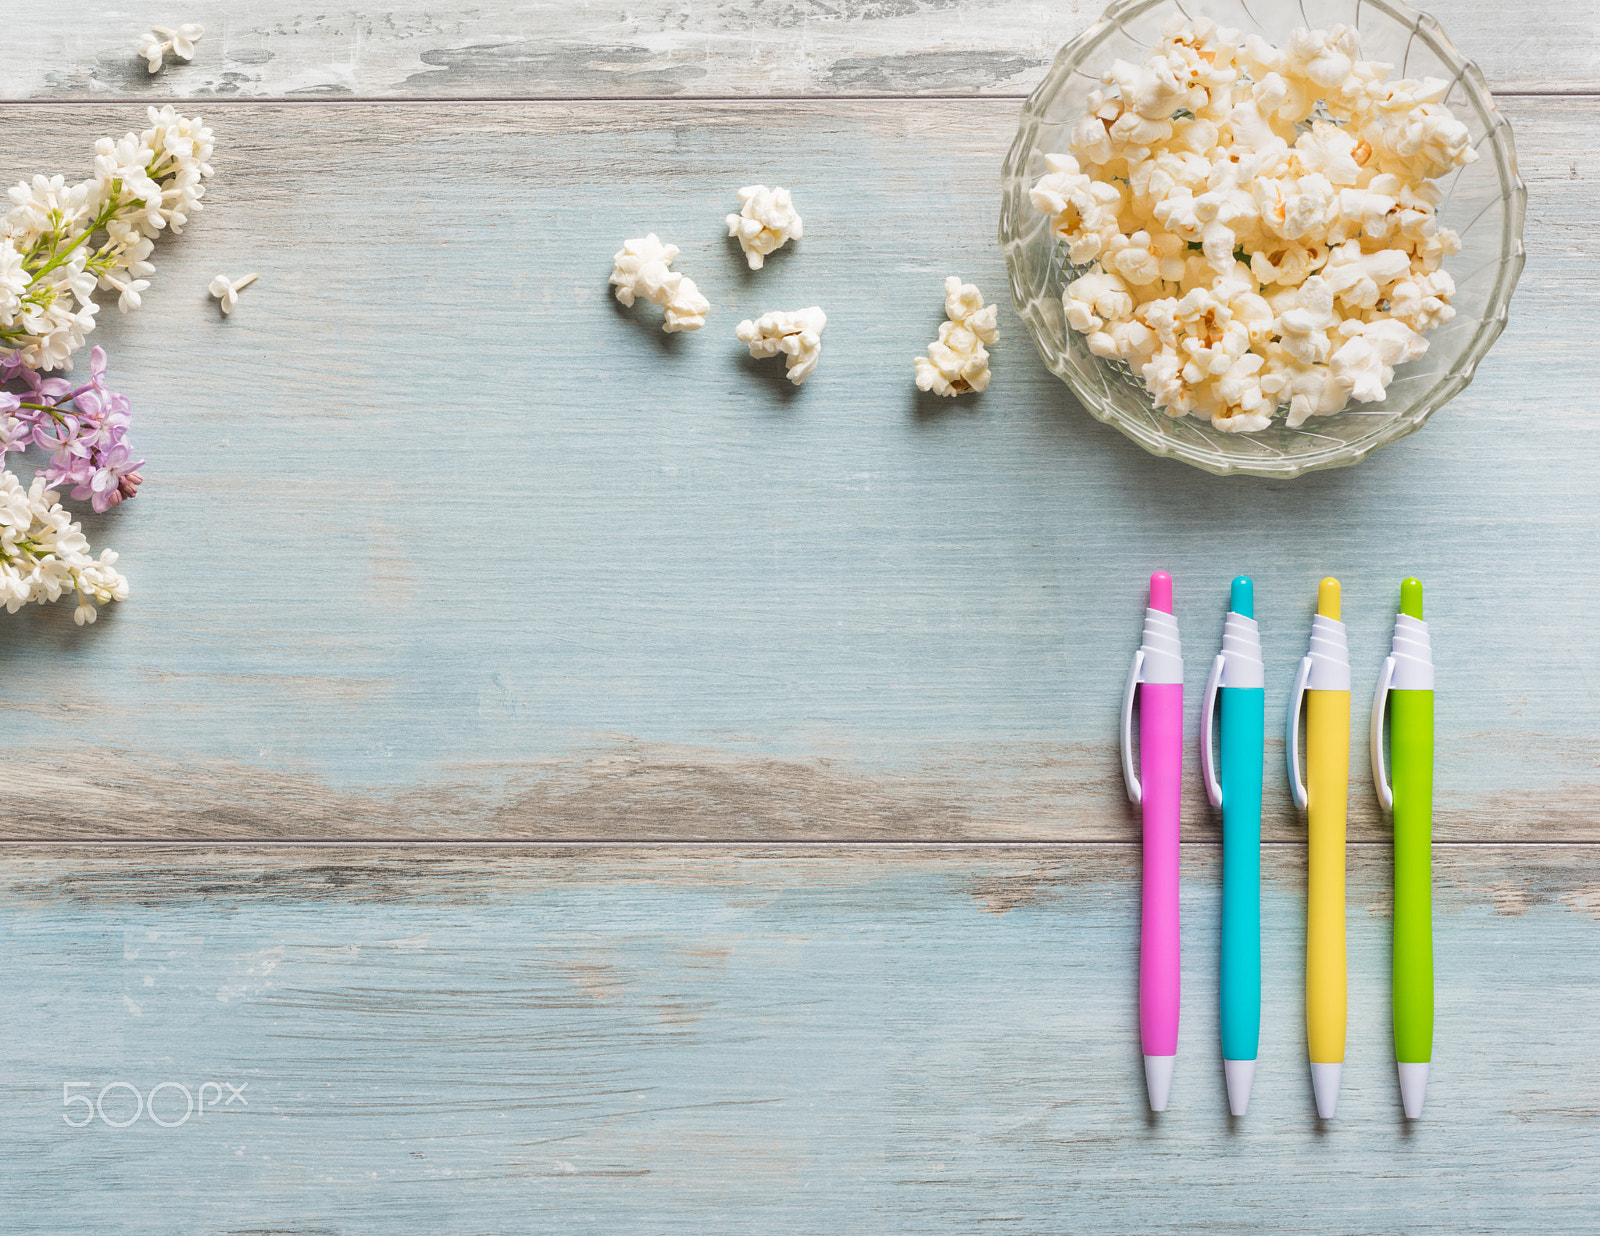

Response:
(0, 89), (1593, 106)
(0, 838), (1589, 848)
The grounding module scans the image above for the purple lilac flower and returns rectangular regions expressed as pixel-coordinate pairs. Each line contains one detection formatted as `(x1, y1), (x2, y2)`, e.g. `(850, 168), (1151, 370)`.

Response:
(1, 345), (145, 512)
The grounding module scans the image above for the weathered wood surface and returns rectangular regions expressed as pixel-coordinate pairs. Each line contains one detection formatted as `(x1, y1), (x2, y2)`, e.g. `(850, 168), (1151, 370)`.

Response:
(3, 845), (1597, 1233)
(2, 5), (1598, 1230)
(0, 98), (1594, 841)
(7, 0), (1600, 99)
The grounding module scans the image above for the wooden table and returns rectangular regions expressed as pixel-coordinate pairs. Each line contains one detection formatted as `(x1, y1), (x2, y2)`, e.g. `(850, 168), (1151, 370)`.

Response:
(3, 3), (1596, 1230)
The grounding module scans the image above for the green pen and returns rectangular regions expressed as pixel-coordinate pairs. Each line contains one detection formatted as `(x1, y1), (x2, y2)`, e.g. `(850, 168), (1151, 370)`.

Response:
(1370, 578), (1434, 1118)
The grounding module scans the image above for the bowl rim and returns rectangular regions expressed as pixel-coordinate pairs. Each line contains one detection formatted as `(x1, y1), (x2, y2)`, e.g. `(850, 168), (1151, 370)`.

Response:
(999, 0), (1528, 479)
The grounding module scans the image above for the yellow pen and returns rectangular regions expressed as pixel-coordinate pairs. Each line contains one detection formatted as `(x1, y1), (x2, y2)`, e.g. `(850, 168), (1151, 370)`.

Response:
(1288, 577), (1350, 1119)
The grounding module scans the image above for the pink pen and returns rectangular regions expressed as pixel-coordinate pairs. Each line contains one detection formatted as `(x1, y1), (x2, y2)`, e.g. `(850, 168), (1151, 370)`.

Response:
(1120, 571), (1184, 1111)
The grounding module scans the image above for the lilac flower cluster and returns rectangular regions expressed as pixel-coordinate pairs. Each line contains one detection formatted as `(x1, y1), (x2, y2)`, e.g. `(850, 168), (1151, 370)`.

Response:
(0, 345), (143, 513)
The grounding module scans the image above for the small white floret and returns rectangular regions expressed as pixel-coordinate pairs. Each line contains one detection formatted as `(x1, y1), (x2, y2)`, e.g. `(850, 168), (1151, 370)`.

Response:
(610, 234), (710, 333)
(725, 185), (802, 270)
(208, 272), (257, 315)
(735, 307), (826, 385)
(137, 24), (203, 74)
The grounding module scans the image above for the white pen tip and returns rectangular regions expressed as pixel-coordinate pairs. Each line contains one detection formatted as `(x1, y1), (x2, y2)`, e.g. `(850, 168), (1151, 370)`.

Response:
(1224, 1058), (1256, 1116)
(1144, 1055), (1175, 1112)
(1398, 1062), (1429, 1119)
(1311, 1062), (1342, 1119)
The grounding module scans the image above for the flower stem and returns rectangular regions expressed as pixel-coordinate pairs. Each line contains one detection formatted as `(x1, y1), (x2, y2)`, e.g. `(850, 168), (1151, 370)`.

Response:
(27, 191), (124, 283)
(19, 401), (71, 424)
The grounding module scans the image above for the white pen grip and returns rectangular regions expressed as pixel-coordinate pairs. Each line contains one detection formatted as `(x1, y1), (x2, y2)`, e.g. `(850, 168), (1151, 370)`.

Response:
(1370, 655), (1396, 812)
(1121, 649), (1143, 805)
(1287, 656), (1312, 811)
(1201, 653), (1224, 809)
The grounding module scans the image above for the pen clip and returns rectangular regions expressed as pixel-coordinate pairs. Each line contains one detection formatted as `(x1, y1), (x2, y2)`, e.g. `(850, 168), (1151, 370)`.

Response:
(1201, 652), (1224, 809)
(1371, 654), (1396, 812)
(1287, 655), (1312, 811)
(1120, 648), (1143, 805)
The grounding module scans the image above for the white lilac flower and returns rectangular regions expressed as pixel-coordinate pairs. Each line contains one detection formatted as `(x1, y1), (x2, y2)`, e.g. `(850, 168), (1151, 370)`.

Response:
(0, 240), (26, 318)
(105, 274), (148, 312)
(0, 108), (216, 371)
(137, 34), (167, 74)
(137, 24), (204, 74)
(7, 174), (92, 234)
(209, 272), (258, 314)
(0, 469), (128, 622)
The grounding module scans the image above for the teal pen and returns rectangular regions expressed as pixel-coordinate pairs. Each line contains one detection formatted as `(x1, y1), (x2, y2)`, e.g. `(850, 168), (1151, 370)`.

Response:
(1201, 576), (1265, 1116)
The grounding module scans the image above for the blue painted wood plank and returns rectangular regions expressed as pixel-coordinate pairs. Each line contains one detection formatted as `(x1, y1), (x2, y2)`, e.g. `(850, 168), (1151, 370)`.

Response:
(2, 0), (1591, 100)
(1, 844), (1596, 1233)
(0, 98), (1593, 840)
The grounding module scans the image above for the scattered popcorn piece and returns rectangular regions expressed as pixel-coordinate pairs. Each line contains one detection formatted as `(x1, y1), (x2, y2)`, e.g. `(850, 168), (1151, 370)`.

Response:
(914, 276), (999, 397)
(208, 272), (257, 315)
(137, 24), (203, 74)
(609, 234), (710, 333)
(725, 185), (803, 270)
(1030, 18), (1476, 431)
(735, 307), (827, 385)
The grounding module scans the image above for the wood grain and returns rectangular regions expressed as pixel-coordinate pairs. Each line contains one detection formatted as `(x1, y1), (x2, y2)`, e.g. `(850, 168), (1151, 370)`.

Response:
(3, 844), (1596, 1233)
(1, 2), (1594, 1228)
(0, 98), (1593, 841)
(5, 0), (1598, 100)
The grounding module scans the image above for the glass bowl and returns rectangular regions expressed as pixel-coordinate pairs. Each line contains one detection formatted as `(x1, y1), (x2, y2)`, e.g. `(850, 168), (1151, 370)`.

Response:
(999, 0), (1526, 478)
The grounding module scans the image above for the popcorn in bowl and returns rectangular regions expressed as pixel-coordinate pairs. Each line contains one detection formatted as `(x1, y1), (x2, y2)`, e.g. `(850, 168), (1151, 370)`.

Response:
(1029, 16), (1478, 432)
